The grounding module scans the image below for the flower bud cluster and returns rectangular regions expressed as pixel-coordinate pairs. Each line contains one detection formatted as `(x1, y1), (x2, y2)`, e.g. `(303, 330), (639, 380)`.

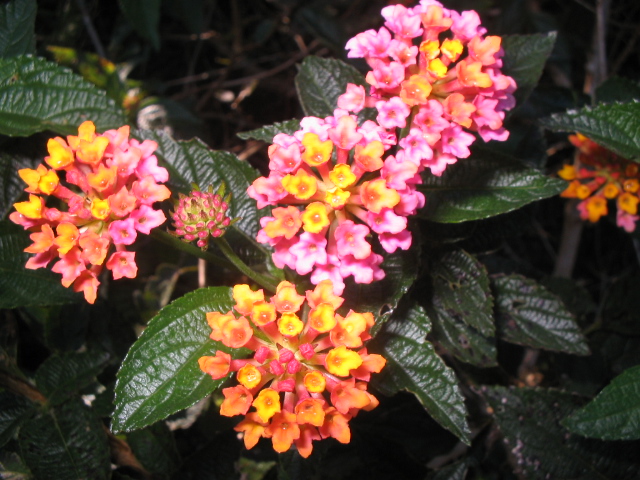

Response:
(559, 133), (640, 232)
(198, 280), (386, 457)
(171, 184), (232, 248)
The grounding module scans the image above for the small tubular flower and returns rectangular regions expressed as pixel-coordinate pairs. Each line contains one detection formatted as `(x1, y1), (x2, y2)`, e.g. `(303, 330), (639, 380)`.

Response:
(10, 121), (169, 303)
(198, 280), (385, 457)
(558, 133), (640, 232)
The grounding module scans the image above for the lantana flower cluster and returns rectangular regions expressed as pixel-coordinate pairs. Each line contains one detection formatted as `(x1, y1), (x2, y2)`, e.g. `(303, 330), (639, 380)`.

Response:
(342, 0), (516, 175)
(11, 121), (170, 303)
(559, 133), (640, 232)
(248, 109), (423, 294)
(198, 280), (386, 457)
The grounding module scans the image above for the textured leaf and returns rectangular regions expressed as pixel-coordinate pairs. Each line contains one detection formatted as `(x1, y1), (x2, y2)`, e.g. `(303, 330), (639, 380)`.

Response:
(0, 0), (36, 58)
(18, 398), (110, 480)
(501, 32), (556, 106)
(492, 274), (589, 355)
(418, 147), (565, 223)
(343, 239), (420, 334)
(0, 55), (126, 137)
(237, 119), (300, 142)
(0, 220), (80, 308)
(563, 365), (640, 440)
(596, 77), (640, 104)
(34, 351), (110, 406)
(371, 304), (471, 444)
(0, 392), (35, 448)
(118, 0), (161, 49)
(126, 422), (181, 475)
(541, 101), (640, 160)
(295, 56), (375, 124)
(134, 129), (262, 239)
(428, 250), (496, 367)
(483, 386), (640, 480)
(112, 287), (240, 433)
(429, 459), (470, 480)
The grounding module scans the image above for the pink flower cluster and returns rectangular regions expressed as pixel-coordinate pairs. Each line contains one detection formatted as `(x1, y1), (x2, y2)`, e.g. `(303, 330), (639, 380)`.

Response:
(248, 109), (424, 294)
(11, 121), (170, 303)
(342, 0), (516, 175)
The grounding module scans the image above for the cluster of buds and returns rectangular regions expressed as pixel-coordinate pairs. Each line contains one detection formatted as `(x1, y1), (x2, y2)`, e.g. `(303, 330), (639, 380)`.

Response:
(559, 133), (640, 232)
(198, 280), (386, 457)
(171, 184), (233, 248)
(11, 121), (170, 303)
(248, 110), (422, 294)
(342, 0), (516, 175)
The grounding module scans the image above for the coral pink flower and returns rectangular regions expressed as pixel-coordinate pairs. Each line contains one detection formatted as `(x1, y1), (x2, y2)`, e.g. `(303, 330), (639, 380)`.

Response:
(199, 280), (386, 457)
(11, 121), (170, 303)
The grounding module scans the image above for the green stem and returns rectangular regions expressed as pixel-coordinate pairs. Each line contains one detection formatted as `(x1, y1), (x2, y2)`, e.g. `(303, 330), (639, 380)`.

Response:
(151, 229), (234, 270)
(397, 105), (419, 143)
(214, 237), (279, 292)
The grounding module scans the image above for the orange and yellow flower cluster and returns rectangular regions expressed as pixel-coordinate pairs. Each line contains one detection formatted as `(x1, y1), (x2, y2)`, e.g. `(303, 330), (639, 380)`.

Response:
(11, 121), (170, 302)
(559, 133), (640, 232)
(198, 279), (386, 457)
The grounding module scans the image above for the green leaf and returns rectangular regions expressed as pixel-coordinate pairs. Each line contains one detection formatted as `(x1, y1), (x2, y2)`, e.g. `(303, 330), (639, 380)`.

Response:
(418, 147), (565, 223)
(563, 365), (640, 440)
(501, 32), (557, 106)
(596, 77), (640, 104)
(0, 55), (126, 137)
(492, 274), (589, 355)
(371, 303), (471, 444)
(134, 129), (262, 239)
(237, 119), (300, 142)
(295, 56), (375, 124)
(428, 250), (496, 367)
(0, 220), (80, 309)
(112, 286), (240, 433)
(18, 398), (111, 480)
(483, 386), (640, 480)
(0, 392), (35, 447)
(541, 101), (640, 160)
(118, 0), (161, 50)
(34, 351), (110, 406)
(428, 459), (470, 480)
(343, 238), (420, 334)
(0, 0), (36, 58)
(126, 422), (181, 476)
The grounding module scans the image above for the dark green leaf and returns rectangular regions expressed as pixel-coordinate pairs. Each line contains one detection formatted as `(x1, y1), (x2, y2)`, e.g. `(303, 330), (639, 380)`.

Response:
(0, 55), (126, 137)
(34, 351), (110, 406)
(118, 0), (161, 49)
(418, 147), (565, 223)
(0, 220), (80, 308)
(501, 32), (557, 106)
(596, 77), (640, 104)
(0, 450), (32, 479)
(343, 238), (420, 334)
(428, 459), (470, 480)
(428, 250), (496, 367)
(126, 422), (181, 476)
(237, 119), (300, 142)
(18, 398), (110, 480)
(492, 274), (589, 355)
(563, 365), (640, 441)
(541, 101), (640, 160)
(295, 56), (374, 124)
(0, 392), (35, 447)
(483, 386), (640, 480)
(0, 0), (36, 58)
(112, 287), (239, 433)
(134, 129), (262, 239)
(165, 0), (203, 34)
(371, 303), (471, 444)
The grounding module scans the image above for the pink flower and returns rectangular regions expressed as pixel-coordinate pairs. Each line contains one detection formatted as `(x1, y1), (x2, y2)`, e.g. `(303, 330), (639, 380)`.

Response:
(109, 218), (138, 245)
(338, 84), (367, 113)
(376, 97), (411, 129)
(379, 230), (413, 253)
(106, 251), (138, 279)
(366, 208), (407, 234)
(290, 233), (328, 275)
(130, 205), (166, 234)
(334, 221), (372, 260)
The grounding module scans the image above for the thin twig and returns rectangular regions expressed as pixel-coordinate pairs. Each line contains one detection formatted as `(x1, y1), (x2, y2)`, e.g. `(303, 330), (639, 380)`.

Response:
(74, 0), (107, 59)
